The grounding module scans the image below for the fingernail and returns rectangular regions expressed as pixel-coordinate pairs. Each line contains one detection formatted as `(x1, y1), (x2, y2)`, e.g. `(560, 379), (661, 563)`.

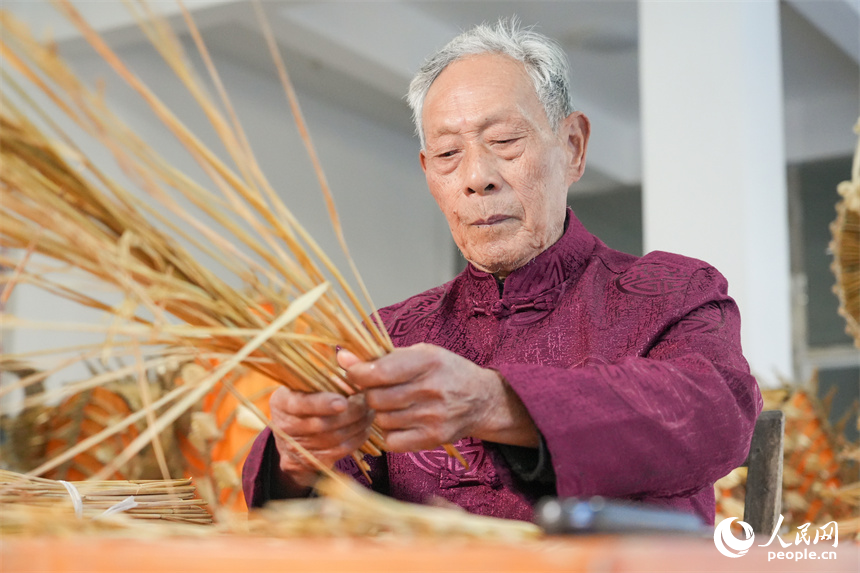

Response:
(330, 397), (347, 411)
(335, 345), (342, 353)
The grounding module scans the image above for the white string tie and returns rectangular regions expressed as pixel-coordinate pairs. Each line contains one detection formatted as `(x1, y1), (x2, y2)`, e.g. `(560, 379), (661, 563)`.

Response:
(58, 480), (83, 519)
(58, 482), (139, 520)
(96, 496), (139, 520)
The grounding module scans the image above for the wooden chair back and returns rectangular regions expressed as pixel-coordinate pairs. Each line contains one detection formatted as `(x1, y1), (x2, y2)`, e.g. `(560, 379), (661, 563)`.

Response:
(742, 409), (785, 533)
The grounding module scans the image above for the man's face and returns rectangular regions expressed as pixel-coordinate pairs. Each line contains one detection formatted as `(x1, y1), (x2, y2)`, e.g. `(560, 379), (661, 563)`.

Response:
(419, 53), (589, 278)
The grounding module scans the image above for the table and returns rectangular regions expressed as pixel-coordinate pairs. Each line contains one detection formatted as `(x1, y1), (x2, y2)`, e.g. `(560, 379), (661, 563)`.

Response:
(2, 535), (858, 572)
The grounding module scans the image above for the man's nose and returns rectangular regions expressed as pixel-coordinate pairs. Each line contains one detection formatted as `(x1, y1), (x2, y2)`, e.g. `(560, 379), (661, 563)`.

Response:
(463, 146), (501, 195)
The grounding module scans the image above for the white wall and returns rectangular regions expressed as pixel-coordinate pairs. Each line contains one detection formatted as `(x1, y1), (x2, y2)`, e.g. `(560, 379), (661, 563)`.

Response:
(639, 1), (793, 385)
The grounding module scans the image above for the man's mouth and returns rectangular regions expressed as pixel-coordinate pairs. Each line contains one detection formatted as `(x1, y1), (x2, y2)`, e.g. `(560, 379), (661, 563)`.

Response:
(472, 215), (511, 226)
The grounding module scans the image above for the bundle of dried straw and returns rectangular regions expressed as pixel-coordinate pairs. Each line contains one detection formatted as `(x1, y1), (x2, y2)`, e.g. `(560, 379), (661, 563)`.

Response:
(0, 468), (541, 540)
(0, 0), (420, 486)
(0, 469), (212, 528)
(249, 476), (542, 540)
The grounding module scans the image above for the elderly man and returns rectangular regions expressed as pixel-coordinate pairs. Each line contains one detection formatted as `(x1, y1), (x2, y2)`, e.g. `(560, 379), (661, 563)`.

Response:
(243, 19), (762, 525)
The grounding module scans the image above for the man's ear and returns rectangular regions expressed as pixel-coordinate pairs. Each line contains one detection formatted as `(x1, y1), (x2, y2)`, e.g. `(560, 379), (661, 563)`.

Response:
(419, 149), (428, 174)
(563, 111), (590, 185)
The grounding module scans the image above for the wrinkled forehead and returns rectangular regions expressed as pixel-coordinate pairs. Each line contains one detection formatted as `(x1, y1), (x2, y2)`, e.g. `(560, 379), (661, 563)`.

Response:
(421, 54), (547, 139)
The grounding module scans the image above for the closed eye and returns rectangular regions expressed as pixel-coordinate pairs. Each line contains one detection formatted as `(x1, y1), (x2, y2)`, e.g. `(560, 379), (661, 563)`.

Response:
(492, 137), (524, 159)
(492, 137), (524, 148)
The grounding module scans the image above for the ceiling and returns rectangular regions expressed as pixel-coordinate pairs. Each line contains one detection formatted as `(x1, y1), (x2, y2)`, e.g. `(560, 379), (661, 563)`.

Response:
(5, 0), (859, 195)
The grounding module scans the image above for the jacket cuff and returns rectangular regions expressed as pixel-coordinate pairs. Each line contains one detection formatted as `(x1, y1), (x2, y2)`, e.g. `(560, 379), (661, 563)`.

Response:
(242, 428), (312, 508)
(494, 433), (556, 485)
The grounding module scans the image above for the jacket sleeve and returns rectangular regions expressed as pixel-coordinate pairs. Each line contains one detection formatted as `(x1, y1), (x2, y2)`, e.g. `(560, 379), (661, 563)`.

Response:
(242, 428), (304, 508)
(242, 428), (387, 508)
(497, 266), (763, 500)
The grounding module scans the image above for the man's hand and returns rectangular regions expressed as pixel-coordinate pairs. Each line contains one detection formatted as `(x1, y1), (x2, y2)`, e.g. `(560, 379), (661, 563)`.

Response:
(339, 343), (539, 451)
(269, 387), (374, 488)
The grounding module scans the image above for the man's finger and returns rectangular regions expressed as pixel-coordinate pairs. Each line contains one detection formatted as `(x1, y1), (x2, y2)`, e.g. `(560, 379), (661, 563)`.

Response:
(291, 396), (371, 437)
(374, 406), (425, 431)
(275, 412), (374, 468)
(364, 384), (415, 412)
(383, 426), (445, 453)
(336, 348), (362, 370)
(272, 387), (348, 417)
(347, 345), (435, 389)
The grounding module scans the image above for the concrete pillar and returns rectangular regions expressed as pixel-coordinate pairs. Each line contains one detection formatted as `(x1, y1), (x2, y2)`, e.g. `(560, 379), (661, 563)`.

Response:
(639, 1), (792, 384)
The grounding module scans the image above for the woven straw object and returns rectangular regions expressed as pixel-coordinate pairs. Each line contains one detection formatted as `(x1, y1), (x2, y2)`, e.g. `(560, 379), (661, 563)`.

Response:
(830, 118), (860, 347)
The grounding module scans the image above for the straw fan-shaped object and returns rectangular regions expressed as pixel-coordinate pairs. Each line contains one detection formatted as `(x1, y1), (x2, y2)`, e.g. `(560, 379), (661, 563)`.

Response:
(39, 361), (190, 482)
(830, 118), (860, 347)
(0, 0), (470, 500)
(0, 356), (268, 514)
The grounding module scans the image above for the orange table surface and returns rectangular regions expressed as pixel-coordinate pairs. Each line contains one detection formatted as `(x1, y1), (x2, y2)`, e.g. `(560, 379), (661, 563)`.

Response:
(2, 535), (858, 573)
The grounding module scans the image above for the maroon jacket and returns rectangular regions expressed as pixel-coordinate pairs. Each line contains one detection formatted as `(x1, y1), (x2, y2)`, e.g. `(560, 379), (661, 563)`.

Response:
(243, 209), (762, 524)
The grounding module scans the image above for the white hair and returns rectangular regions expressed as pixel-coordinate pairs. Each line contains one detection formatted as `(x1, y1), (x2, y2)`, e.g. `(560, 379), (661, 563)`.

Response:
(407, 17), (575, 149)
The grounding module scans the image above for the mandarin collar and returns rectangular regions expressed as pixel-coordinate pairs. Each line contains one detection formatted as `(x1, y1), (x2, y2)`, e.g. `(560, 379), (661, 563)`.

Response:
(468, 208), (595, 322)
